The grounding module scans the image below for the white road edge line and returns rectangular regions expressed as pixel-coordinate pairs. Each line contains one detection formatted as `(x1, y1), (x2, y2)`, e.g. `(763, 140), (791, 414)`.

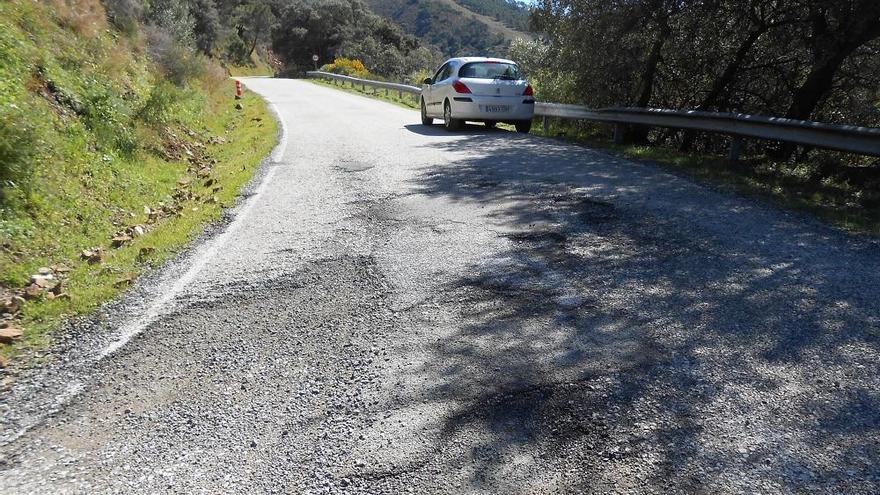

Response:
(1, 98), (289, 449)
(97, 100), (288, 358)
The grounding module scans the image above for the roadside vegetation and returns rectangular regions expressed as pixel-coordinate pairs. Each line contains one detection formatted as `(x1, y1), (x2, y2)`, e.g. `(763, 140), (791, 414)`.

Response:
(0, 0), (276, 364)
(513, 1), (879, 229)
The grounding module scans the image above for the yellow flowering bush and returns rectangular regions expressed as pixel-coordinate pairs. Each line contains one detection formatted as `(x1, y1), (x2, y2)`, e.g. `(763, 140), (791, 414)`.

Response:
(321, 57), (371, 78)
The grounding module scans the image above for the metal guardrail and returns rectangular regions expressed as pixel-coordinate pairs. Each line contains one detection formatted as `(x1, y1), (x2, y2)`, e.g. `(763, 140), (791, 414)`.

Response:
(307, 71), (880, 158)
(307, 71), (421, 95)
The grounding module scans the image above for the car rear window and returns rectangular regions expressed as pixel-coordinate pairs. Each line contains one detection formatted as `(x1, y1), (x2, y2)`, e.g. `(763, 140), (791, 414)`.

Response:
(458, 62), (522, 80)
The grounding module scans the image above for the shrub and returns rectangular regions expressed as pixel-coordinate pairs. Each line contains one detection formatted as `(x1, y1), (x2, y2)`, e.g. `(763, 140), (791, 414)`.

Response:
(323, 57), (371, 78)
(136, 81), (180, 125)
(225, 34), (252, 66)
(145, 26), (206, 86)
(102, 0), (142, 36)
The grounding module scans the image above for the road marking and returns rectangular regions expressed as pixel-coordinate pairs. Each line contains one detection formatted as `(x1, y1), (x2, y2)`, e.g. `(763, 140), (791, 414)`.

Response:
(0, 96), (290, 448)
(97, 101), (288, 358)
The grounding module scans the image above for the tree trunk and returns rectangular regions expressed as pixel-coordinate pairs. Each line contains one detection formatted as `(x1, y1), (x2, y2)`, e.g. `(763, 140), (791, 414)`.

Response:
(680, 28), (765, 151)
(629, 20), (671, 143)
(777, 2), (880, 159)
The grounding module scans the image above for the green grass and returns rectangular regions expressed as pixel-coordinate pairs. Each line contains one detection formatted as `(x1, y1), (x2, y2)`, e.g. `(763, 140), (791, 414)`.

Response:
(227, 52), (275, 77)
(310, 77), (879, 236)
(0, 0), (277, 362)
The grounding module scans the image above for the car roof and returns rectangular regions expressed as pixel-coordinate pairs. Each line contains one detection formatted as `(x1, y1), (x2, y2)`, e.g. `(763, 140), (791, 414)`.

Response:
(444, 57), (517, 65)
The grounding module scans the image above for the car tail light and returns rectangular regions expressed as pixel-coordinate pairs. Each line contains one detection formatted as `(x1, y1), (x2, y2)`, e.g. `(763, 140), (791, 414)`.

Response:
(452, 80), (472, 94)
(523, 85), (534, 96)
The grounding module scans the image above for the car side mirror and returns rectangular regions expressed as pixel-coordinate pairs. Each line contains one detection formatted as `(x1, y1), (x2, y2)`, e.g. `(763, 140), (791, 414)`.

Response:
(423, 77), (432, 85)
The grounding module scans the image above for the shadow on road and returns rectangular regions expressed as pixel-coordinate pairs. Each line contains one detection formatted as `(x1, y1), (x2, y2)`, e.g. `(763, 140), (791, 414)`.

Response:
(403, 123), (509, 137)
(398, 133), (880, 492)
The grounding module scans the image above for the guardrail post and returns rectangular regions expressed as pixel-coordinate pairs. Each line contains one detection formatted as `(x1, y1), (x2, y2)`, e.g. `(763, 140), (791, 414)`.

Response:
(727, 136), (743, 162)
(542, 116), (550, 134)
(613, 124), (625, 144)
(398, 90), (403, 99)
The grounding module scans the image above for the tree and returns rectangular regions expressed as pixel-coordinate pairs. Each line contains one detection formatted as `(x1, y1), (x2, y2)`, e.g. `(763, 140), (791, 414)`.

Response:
(191, 0), (222, 55)
(234, 0), (276, 57)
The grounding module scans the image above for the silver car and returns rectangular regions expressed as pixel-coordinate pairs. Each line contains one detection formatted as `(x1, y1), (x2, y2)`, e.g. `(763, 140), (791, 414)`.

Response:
(420, 57), (535, 133)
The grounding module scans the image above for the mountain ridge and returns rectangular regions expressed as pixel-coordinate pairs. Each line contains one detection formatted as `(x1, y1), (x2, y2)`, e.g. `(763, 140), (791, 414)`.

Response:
(363, 0), (531, 56)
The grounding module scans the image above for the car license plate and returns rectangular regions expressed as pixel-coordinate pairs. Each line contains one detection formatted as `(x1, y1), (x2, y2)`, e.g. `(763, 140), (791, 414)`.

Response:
(484, 105), (510, 113)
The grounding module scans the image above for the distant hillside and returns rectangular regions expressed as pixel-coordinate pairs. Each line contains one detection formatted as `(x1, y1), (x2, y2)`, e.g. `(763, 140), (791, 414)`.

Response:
(452, 0), (531, 31)
(364, 0), (531, 57)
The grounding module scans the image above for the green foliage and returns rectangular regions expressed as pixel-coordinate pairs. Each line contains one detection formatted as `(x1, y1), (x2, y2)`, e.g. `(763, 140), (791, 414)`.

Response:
(232, 0), (275, 58)
(364, 0), (510, 56)
(0, 0), (277, 358)
(146, 0), (196, 46)
(136, 81), (183, 125)
(145, 26), (207, 86)
(0, 106), (38, 191)
(272, 0), (441, 78)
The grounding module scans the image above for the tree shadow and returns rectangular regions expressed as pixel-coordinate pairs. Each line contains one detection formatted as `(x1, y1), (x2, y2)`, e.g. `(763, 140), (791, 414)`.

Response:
(393, 132), (880, 492)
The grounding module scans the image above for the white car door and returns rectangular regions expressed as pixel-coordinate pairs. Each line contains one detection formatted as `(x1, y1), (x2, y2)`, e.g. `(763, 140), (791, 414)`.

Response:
(428, 63), (453, 116)
(432, 63), (455, 114)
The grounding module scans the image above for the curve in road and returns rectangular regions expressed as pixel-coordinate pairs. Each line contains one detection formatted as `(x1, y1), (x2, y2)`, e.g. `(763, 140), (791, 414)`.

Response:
(1, 79), (878, 494)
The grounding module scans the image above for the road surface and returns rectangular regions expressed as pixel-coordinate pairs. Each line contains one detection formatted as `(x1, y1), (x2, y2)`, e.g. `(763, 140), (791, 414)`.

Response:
(1, 79), (878, 493)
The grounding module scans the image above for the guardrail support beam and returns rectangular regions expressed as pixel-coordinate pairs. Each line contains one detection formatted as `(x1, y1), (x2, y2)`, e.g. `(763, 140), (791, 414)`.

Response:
(727, 136), (743, 162)
(613, 124), (625, 144)
(542, 116), (549, 134)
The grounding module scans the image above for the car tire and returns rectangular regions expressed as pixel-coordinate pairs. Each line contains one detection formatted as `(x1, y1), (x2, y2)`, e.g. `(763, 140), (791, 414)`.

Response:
(515, 120), (532, 134)
(421, 98), (433, 125)
(484, 120), (497, 129)
(443, 101), (462, 131)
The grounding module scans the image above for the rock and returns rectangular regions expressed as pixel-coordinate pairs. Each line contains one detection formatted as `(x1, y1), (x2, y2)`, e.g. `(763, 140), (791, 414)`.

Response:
(0, 354), (8, 368)
(51, 264), (72, 273)
(114, 277), (133, 288)
(132, 225), (146, 237)
(1, 296), (23, 315)
(235, 103), (244, 110)
(0, 326), (23, 344)
(24, 284), (43, 300)
(81, 248), (104, 264)
(111, 234), (133, 247)
(50, 281), (64, 296)
(30, 274), (54, 287)
(37, 267), (52, 275)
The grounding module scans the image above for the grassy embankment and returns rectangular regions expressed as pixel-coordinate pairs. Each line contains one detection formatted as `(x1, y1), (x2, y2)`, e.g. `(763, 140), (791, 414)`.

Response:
(0, 0), (276, 364)
(310, 77), (879, 235)
(226, 52), (275, 77)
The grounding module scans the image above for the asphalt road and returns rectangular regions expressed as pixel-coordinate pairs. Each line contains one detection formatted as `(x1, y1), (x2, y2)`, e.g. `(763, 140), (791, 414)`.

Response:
(1, 79), (878, 494)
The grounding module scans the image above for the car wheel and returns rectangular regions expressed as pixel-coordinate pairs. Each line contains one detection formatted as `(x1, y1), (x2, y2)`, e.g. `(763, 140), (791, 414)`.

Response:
(444, 101), (461, 131)
(421, 98), (433, 125)
(484, 120), (497, 129)
(515, 120), (532, 134)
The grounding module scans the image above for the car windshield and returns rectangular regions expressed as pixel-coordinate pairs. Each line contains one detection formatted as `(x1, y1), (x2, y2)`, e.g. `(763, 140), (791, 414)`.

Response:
(458, 62), (522, 80)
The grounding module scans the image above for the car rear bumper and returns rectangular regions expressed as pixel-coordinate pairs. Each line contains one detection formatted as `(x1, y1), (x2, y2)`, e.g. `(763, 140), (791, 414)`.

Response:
(449, 96), (535, 121)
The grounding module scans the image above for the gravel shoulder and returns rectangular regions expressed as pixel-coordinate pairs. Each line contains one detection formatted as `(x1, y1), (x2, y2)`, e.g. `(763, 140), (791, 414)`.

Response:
(1, 79), (878, 494)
